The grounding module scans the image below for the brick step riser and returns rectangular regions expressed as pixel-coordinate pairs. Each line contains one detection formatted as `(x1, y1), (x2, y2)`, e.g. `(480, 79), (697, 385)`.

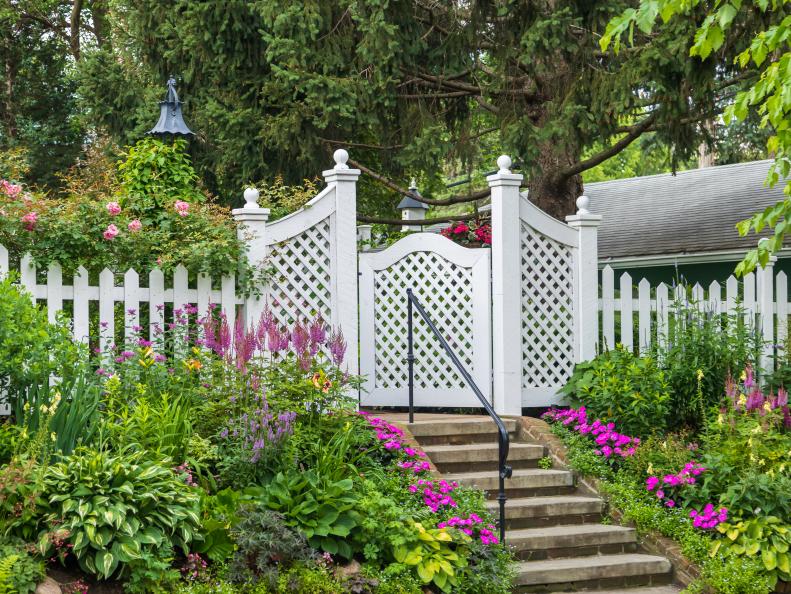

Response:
(481, 485), (577, 499)
(501, 512), (604, 530)
(516, 572), (673, 593)
(514, 541), (638, 562)
(433, 458), (541, 473)
(413, 432), (519, 446)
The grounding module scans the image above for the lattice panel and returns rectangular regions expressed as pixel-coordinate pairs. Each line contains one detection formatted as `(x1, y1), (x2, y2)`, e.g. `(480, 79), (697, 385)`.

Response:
(520, 223), (575, 387)
(267, 217), (333, 326)
(373, 252), (474, 390)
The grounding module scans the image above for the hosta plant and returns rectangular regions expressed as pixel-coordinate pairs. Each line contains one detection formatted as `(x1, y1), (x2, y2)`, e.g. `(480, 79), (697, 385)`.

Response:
(394, 522), (469, 593)
(37, 448), (201, 579)
(261, 469), (360, 560)
(712, 516), (791, 585)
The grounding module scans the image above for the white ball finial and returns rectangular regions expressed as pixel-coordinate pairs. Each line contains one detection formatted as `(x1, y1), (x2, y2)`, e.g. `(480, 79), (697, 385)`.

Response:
(333, 149), (350, 170)
(497, 155), (512, 174)
(243, 187), (260, 209)
(576, 195), (590, 215)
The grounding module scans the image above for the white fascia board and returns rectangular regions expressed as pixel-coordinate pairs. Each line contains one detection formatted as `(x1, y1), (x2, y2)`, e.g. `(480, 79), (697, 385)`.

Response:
(598, 248), (791, 269)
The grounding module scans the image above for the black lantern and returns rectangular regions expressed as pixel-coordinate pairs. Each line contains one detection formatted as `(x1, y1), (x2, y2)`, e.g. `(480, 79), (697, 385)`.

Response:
(148, 77), (194, 138)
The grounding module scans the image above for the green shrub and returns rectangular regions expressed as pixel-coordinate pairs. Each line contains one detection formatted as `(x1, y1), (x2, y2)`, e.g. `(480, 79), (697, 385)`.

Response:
(0, 278), (81, 414)
(561, 345), (670, 436)
(36, 448), (201, 579)
(652, 302), (759, 431)
(0, 542), (45, 594)
(227, 507), (315, 586)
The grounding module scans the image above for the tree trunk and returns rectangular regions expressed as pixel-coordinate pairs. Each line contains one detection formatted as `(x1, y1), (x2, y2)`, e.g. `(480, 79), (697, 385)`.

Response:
(2, 55), (17, 140)
(526, 141), (583, 221)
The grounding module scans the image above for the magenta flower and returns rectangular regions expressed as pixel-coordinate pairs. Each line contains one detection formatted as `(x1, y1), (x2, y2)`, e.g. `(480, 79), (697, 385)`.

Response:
(106, 201), (122, 216)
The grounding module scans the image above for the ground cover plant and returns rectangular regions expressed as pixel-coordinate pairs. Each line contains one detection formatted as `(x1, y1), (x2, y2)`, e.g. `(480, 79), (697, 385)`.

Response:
(0, 277), (514, 593)
(552, 318), (791, 592)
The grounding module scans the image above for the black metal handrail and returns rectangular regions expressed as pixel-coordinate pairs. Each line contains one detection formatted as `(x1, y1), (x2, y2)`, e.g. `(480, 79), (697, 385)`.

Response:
(406, 288), (513, 543)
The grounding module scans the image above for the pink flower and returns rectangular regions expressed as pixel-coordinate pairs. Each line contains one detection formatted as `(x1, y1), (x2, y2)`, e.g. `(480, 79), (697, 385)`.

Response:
(453, 223), (469, 235)
(175, 200), (190, 216)
(103, 224), (119, 240)
(128, 219), (142, 232)
(1, 180), (22, 197)
(21, 211), (37, 231)
(106, 201), (122, 216)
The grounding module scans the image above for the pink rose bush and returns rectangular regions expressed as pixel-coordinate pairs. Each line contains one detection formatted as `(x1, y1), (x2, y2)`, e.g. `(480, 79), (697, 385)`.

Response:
(542, 406), (639, 459)
(21, 211), (37, 231)
(127, 219), (142, 232)
(103, 224), (119, 240)
(106, 201), (122, 216)
(175, 200), (190, 216)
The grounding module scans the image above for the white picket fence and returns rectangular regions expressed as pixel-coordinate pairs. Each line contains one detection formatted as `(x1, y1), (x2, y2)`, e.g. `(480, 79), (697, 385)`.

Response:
(599, 262), (784, 370)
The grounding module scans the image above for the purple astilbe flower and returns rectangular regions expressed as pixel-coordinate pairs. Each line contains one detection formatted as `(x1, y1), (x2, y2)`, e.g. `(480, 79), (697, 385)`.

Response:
(328, 330), (346, 365)
(291, 319), (310, 354)
(298, 349), (312, 372)
(309, 316), (327, 346)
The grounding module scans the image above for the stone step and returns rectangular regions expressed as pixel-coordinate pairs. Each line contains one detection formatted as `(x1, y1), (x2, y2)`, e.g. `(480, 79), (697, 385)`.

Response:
(407, 417), (519, 445)
(423, 442), (545, 472)
(487, 495), (605, 529)
(585, 585), (681, 594)
(447, 468), (575, 498)
(509, 524), (637, 560)
(515, 554), (673, 592)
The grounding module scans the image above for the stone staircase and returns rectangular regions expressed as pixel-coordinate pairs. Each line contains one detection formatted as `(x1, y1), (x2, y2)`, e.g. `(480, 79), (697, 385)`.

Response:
(404, 415), (680, 593)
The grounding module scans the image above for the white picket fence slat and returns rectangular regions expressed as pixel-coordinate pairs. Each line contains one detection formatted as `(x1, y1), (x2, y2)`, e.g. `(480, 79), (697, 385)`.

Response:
(599, 263), (789, 365)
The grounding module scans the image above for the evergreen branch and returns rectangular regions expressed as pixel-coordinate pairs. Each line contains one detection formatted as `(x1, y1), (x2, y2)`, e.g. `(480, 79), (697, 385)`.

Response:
(357, 212), (485, 225)
(399, 91), (475, 99)
(557, 112), (658, 179)
(319, 138), (405, 151)
(348, 159), (491, 206)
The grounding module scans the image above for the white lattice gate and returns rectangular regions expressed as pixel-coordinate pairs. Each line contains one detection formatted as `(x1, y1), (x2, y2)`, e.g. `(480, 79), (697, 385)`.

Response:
(359, 233), (492, 407)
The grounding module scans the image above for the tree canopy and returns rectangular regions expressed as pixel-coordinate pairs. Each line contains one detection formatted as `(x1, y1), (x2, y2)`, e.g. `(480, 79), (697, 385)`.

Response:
(0, 0), (776, 223)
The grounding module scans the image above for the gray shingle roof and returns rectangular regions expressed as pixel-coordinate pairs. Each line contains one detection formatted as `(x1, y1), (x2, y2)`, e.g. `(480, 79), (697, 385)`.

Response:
(585, 160), (786, 259)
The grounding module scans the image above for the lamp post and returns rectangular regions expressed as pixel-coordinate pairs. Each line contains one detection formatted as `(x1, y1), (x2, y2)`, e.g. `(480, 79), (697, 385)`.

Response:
(148, 76), (195, 139)
(397, 179), (429, 232)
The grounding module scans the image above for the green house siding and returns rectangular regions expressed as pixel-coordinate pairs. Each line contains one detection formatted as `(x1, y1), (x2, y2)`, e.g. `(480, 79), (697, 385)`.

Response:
(603, 257), (791, 286)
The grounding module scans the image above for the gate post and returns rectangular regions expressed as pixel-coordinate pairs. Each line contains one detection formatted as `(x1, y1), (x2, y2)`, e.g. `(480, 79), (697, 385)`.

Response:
(489, 156), (524, 416)
(323, 149), (361, 374)
(233, 188), (271, 326)
(566, 196), (602, 363)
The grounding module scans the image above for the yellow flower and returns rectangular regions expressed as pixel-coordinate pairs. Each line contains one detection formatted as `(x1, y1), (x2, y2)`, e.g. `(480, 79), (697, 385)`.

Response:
(717, 414), (724, 425)
(737, 395), (747, 407)
(20, 428), (27, 440)
(39, 404), (48, 414)
(696, 369), (704, 380)
(740, 370), (747, 381)
(50, 432), (56, 442)
(763, 401), (772, 413)
(23, 402), (30, 412)
(184, 358), (203, 372)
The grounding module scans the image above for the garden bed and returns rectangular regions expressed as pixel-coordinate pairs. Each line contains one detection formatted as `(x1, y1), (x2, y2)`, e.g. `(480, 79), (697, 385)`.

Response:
(0, 276), (514, 594)
(544, 335), (791, 594)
